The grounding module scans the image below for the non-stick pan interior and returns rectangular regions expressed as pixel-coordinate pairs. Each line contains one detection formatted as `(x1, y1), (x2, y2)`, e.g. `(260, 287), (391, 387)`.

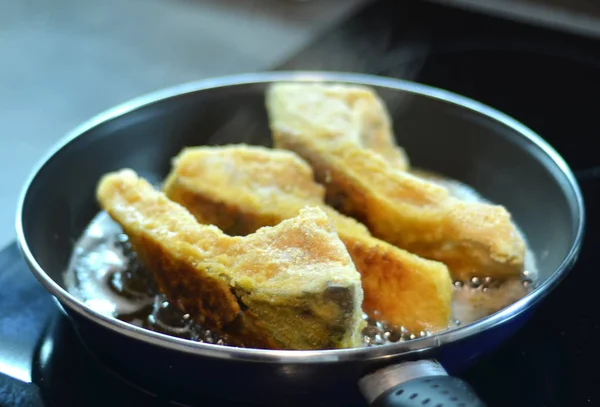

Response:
(20, 75), (580, 311)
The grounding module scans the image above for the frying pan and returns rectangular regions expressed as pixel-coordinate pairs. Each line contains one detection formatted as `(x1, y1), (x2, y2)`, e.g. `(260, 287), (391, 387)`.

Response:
(16, 72), (584, 407)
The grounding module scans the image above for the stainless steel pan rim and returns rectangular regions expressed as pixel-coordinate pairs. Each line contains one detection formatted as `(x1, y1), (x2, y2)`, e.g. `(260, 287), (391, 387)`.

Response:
(16, 71), (585, 364)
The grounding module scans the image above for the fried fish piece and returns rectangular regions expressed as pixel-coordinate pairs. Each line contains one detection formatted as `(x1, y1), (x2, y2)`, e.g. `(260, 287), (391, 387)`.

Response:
(163, 145), (452, 332)
(266, 83), (526, 282)
(265, 82), (410, 171)
(97, 169), (365, 350)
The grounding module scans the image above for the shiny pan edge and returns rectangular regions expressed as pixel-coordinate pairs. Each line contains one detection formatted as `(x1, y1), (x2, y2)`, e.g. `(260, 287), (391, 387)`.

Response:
(15, 71), (586, 364)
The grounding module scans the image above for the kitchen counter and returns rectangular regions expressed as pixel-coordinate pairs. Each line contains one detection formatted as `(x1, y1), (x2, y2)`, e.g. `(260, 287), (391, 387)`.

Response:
(0, 0), (366, 249)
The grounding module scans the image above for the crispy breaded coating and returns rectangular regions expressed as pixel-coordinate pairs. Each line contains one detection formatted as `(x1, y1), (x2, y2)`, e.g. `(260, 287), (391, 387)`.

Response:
(264, 82), (410, 171)
(163, 144), (326, 236)
(97, 169), (365, 350)
(266, 83), (526, 282)
(164, 145), (452, 332)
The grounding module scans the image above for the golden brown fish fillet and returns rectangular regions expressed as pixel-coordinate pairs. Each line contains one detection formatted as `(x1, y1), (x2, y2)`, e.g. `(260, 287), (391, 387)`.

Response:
(266, 83), (526, 282)
(163, 145), (452, 332)
(264, 82), (410, 171)
(97, 169), (365, 350)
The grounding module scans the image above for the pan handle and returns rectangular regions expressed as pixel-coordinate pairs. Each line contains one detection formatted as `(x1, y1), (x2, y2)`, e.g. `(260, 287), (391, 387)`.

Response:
(358, 360), (487, 407)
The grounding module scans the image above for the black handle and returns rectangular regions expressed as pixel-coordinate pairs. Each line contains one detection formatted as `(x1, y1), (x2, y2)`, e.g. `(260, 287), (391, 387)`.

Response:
(371, 375), (487, 407)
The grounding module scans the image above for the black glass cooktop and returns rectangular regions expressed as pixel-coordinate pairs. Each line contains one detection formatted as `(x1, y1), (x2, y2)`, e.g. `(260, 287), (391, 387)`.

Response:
(2, 0), (600, 406)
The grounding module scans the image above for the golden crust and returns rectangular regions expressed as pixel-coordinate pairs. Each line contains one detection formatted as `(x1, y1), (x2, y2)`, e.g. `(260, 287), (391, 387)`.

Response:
(266, 83), (526, 282)
(97, 169), (364, 350)
(265, 82), (410, 171)
(164, 145), (452, 332)
(163, 145), (325, 235)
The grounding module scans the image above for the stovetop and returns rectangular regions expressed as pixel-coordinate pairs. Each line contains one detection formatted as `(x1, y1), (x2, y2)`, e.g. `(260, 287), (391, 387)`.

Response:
(2, 0), (600, 406)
